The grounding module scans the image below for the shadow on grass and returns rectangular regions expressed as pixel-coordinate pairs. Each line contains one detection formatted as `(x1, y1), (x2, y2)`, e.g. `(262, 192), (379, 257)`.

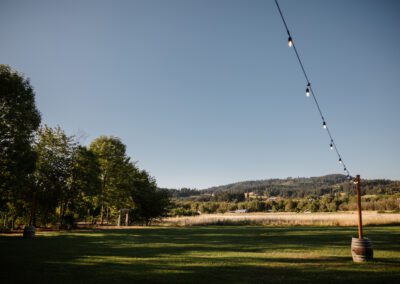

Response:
(1, 226), (399, 283)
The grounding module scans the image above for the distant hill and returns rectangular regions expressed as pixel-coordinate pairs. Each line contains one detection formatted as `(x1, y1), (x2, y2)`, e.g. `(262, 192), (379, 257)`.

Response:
(204, 174), (347, 193)
(165, 174), (400, 199)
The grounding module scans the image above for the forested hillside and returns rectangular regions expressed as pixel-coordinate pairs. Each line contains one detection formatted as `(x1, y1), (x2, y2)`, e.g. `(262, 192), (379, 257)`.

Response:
(167, 174), (400, 199)
(165, 175), (400, 216)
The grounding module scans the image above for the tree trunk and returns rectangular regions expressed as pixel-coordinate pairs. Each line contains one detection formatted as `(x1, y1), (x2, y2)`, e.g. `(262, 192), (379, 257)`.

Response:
(100, 202), (104, 225)
(12, 216), (17, 230)
(29, 192), (36, 226)
(59, 202), (65, 226)
(100, 173), (107, 226)
(86, 209), (90, 225)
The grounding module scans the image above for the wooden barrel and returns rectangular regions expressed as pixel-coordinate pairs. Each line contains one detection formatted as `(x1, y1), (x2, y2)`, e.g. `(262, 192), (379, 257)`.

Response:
(351, 237), (373, 262)
(23, 226), (36, 239)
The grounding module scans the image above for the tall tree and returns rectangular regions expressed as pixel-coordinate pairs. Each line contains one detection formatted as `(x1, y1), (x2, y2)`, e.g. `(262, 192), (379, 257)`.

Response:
(131, 169), (170, 225)
(68, 146), (102, 223)
(89, 136), (131, 224)
(0, 65), (41, 225)
(34, 125), (74, 225)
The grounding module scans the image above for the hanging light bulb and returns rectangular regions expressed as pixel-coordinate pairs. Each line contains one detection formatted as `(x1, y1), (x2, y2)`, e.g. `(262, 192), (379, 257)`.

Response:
(323, 121), (327, 129)
(330, 143), (333, 150)
(288, 36), (293, 47)
(306, 83), (310, 97)
(339, 158), (342, 164)
(344, 167), (347, 172)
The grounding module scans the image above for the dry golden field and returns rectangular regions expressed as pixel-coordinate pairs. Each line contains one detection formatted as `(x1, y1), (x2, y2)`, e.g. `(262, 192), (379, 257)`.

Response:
(161, 211), (400, 226)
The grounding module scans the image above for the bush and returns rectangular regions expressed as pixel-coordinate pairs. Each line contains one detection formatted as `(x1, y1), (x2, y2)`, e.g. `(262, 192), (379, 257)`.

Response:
(170, 208), (199, 217)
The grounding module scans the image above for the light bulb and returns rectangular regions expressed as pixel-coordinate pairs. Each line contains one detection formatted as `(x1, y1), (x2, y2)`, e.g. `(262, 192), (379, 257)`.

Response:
(306, 87), (310, 97)
(330, 143), (333, 150)
(288, 36), (293, 47)
(323, 121), (326, 129)
(339, 158), (342, 164)
(344, 167), (347, 172)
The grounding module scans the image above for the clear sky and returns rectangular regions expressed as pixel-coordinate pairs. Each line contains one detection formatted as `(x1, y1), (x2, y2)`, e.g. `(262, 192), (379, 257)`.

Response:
(1, 0), (399, 188)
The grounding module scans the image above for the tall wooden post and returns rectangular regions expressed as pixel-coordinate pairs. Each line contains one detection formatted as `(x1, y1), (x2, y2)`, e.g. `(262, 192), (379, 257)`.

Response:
(351, 174), (373, 262)
(356, 175), (363, 239)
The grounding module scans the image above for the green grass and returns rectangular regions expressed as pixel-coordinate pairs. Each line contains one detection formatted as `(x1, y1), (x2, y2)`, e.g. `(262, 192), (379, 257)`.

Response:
(1, 226), (399, 283)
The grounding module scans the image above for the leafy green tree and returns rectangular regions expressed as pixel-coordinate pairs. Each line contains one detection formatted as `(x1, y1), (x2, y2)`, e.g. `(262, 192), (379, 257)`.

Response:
(247, 200), (265, 212)
(214, 192), (245, 202)
(327, 198), (340, 212)
(319, 196), (330, 212)
(34, 125), (74, 225)
(285, 199), (296, 212)
(67, 146), (102, 224)
(309, 199), (320, 213)
(0, 65), (41, 226)
(89, 136), (131, 224)
(130, 169), (170, 225)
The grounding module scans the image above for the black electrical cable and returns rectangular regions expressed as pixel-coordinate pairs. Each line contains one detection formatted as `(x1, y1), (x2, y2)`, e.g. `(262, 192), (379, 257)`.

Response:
(274, 0), (352, 179)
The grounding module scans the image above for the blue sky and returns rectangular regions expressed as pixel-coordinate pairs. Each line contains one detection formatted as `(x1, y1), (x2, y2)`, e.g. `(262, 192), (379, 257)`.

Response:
(1, 0), (399, 188)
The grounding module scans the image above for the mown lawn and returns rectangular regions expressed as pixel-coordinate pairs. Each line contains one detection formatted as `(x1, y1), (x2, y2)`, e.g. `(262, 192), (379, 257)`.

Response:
(0, 226), (399, 283)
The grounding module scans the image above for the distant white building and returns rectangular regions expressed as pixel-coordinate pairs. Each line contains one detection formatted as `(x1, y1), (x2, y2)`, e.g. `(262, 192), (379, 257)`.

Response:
(234, 209), (248, 213)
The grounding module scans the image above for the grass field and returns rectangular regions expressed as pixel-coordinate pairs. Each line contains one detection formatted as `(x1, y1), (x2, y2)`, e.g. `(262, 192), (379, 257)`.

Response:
(162, 211), (400, 226)
(1, 226), (400, 283)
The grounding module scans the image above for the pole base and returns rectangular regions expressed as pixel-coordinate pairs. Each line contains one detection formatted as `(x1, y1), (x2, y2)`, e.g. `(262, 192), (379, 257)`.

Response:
(351, 237), (373, 262)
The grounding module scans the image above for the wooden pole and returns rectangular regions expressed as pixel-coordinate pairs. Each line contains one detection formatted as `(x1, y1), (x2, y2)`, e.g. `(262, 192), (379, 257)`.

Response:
(356, 175), (363, 239)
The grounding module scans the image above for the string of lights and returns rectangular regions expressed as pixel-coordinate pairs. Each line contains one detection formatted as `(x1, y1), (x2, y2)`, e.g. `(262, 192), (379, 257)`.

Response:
(274, 0), (352, 180)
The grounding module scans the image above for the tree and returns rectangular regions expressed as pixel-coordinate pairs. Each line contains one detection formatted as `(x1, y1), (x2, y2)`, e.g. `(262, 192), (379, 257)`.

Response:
(34, 125), (74, 225)
(0, 65), (41, 226)
(285, 199), (296, 212)
(67, 146), (102, 225)
(131, 169), (171, 225)
(89, 136), (131, 224)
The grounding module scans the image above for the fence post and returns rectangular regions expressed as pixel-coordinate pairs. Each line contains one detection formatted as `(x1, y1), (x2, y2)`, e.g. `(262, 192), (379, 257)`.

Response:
(356, 175), (363, 239)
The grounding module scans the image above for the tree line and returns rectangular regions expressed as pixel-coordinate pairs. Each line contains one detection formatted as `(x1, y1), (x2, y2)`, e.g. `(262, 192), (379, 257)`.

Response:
(168, 175), (400, 200)
(0, 65), (170, 230)
(170, 195), (400, 216)
(167, 175), (400, 216)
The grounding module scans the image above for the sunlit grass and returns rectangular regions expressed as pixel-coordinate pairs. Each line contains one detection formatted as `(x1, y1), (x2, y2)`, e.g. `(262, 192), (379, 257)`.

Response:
(1, 226), (399, 283)
(163, 211), (400, 226)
